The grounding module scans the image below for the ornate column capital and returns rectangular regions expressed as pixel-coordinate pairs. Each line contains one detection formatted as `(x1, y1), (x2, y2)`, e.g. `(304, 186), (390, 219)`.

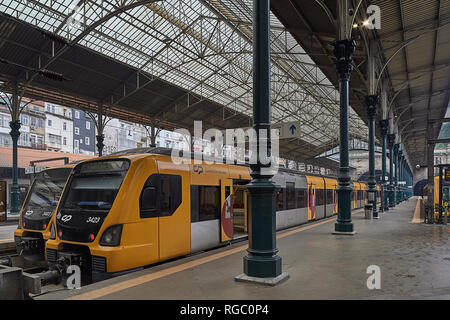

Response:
(394, 143), (399, 154)
(379, 119), (389, 137)
(387, 134), (396, 148)
(96, 134), (105, 147)
(365, 95), (378, 120)
(9, 120), (21, 139)
(332, 39), (356, 81)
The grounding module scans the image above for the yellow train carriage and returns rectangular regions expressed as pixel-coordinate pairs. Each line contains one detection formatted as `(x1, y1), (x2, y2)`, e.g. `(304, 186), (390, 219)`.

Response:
(14, 164), (75, 261)
(428, 176), (450, 220)
(306, 175), (325, 220)
(324, 177), (338, 216)
(44, 148), (368, 281)
(46, 153), (250, 280)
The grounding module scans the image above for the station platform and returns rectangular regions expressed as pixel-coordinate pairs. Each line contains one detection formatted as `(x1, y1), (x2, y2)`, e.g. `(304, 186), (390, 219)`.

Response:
(36, 197), (450, 300)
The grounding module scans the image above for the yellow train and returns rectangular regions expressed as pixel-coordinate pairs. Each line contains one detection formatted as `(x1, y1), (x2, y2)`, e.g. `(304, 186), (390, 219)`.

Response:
(45, 148), (379, 282)
(423, 175), (450, 220)
(14, 164), (75, 262)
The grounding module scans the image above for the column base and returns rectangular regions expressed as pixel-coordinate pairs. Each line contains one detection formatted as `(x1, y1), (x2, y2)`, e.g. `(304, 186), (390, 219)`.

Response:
(334, 221), (354, 234)
(332, 230), (356, 235)
(235, 272), (289, 286)
(243, 254), (282, 279)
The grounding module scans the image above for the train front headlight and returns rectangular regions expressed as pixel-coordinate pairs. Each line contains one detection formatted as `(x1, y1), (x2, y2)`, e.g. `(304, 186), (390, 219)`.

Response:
(100, 225), (123, 247)
(50, 223), (56, 240)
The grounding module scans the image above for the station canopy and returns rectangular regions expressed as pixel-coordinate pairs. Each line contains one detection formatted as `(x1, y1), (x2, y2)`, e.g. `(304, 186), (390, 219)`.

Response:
(0, 0), (371, 170)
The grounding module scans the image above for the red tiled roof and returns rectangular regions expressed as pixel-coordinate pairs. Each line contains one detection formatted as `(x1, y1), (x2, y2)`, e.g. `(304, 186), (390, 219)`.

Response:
(0, 146), (94, 168)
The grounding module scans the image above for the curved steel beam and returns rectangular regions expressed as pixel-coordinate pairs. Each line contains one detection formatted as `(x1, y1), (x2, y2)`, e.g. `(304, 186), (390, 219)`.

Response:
(375, 22), (450, 92)
(314, 0), (336, 29)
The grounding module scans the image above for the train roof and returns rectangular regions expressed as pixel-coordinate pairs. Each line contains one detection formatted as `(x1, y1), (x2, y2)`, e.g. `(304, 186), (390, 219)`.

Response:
(104, 147), (370, 184)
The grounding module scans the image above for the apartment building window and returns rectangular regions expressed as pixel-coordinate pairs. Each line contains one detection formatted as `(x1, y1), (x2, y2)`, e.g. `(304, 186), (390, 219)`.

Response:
(63, 122), (67, 131)
(33, 106), (39, 112)
(38, 119), (44, 128)
(86, 121), (90, 130)
(22, 115), (28, 125)
(19, 133), (30, 146)
(37, 135), (43, 145)
(48, 134), (61, 145)
(63, 137), (67, 145)
(74, 140), (79, 150)
(85, 137), (90, 145)
(48, 119), (52, 127)
(75, 110), (80, 119)
(30, 117), (36, 127)
(75, 127), (79, 135)
(2, 114), (11, 127)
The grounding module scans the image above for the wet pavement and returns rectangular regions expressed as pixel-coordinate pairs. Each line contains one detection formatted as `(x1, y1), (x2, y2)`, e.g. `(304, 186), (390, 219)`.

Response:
(36, 197), (450, 300)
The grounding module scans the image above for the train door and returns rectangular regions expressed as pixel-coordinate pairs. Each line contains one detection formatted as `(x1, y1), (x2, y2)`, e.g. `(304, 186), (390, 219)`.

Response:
(232, 186), (247, 239)
(220, 179), (233, 242)
(308, 183), (316, 220)
(333, 189), (338, 214)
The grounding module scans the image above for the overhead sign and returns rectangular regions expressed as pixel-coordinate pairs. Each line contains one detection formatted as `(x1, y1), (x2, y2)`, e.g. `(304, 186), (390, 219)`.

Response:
(272, 121), (301, 139)
(25, 166), (46, 175)
(445, 167), (450, 181)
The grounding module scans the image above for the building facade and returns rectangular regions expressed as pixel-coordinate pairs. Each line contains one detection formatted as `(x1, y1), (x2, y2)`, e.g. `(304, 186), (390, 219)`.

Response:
(45, 102), (73, 153)
(73, 109), (96, 155)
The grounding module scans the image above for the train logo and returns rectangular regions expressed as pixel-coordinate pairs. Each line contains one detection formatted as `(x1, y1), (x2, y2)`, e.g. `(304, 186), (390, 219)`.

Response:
(61, 215), (72, 222)
(193, 165), (204, 174)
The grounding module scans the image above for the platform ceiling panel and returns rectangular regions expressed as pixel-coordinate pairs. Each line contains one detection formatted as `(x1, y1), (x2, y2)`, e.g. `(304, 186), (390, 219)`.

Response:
(271, 0), (450, 168)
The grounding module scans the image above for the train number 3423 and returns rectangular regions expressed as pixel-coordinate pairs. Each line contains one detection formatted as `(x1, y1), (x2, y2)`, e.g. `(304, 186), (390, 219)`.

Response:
(86, 217), (101, 224)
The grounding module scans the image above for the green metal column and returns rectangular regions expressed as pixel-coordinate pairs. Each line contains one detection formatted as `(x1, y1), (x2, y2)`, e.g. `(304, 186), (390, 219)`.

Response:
(380, 120), (389, 211)
(397, 150), (403, 203)
(394, 144), (399, 205)
(366, 95), (378, 218)
(96, 102), (105, 157)
(388, 134), (395, 208)
(333, 39), (356, 234)
(402, 155), (406, 201)
(9, 120), (21, 214)
(240, 0), (284, 280)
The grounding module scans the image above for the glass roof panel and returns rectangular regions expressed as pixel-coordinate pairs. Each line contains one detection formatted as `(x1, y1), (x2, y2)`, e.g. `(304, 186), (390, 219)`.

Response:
(1, 0), (369, 147)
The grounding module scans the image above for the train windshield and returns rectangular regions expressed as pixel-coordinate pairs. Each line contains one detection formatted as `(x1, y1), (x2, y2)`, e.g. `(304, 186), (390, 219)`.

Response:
(22, 168), (72, 219)
(61, 160), (129, 211)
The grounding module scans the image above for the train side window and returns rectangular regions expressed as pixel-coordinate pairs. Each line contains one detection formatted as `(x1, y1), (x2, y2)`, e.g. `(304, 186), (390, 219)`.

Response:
(326, 190), (333, 205)
(296, 188), (306, 209)
(198, 186), (220, 221)
(317, 189), (324, 206)
(276, 188), (285, 211)
(191, 185), (199, 222)
(286, 182), (295, 210)
(141, 187), (157, 211)
(140, 174), (182, 218)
